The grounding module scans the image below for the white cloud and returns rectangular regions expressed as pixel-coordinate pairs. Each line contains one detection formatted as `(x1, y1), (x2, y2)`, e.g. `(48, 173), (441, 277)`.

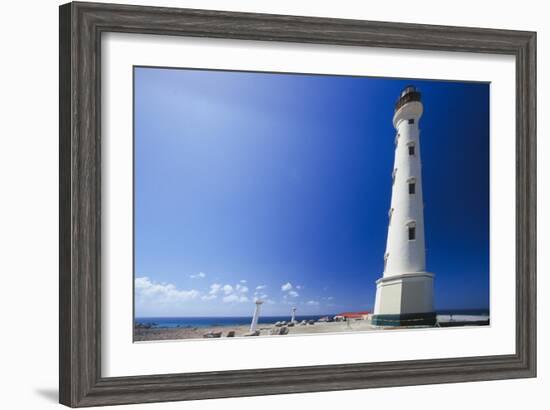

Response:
(296, 285), (302, 290)
(255, 295), (275, 304)
(240, 279), (247, 284)
(236, 284), (249, 293)
(288, 290), (299, 298)
(281, 282), (293, 292)
(209, 283), (239, 296)
(207, 282), (251, 303)
(281, 282), (299, 298)
(190, 272), (206, 279)
(209, 283), (222, 295)
(223, 294), (249, 303)
(327, 296), (334, 301)
(135, 277), (200, 301)
(256, 285), (267, 290)
(306, 300), (320, 306)
(201, 294), (216, 301)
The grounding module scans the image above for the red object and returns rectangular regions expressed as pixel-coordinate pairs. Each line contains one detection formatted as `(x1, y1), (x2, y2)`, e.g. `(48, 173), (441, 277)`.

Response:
(336, 311), (370, 319)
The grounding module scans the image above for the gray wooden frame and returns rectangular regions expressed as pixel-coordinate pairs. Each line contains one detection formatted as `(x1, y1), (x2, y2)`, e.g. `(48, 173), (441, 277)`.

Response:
(59, 1), (536, 407)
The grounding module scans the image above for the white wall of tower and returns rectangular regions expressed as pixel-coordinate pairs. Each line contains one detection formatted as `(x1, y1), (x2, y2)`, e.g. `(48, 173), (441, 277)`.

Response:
(384, 100), (426, 277)
(373, 91), (435, 320)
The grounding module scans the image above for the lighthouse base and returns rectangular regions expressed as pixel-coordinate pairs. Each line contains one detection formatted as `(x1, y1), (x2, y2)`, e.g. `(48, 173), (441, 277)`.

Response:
(372, 272), (435, 327)
(371, 311), (436, 326)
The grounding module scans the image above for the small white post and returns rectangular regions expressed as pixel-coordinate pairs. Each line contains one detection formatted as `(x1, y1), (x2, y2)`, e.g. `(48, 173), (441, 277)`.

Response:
(291, 307), (296, 323)
(250, 300), (263, 332)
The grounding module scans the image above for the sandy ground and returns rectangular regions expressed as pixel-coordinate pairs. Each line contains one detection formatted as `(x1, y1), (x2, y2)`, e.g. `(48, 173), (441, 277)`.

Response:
(134, 320), (381, 342)
(134, 315), (490, 342)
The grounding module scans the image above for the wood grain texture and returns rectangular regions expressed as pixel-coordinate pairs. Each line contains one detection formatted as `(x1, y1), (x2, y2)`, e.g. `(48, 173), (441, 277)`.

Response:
(59, 1), (537, 407)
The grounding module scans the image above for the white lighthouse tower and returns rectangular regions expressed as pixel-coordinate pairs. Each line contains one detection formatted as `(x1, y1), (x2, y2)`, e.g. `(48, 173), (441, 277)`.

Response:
(372, 86), (436, 326)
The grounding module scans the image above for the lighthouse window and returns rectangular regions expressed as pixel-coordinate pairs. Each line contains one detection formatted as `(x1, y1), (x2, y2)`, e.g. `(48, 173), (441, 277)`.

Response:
(408, 118), (415, 125)
(408, 182), (416, 194)
(408, 144), (415, 156)
(408, 226), (416, 240)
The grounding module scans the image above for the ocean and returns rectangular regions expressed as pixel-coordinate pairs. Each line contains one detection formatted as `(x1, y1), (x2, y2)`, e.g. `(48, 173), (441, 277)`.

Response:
(135, 309), (489, 329)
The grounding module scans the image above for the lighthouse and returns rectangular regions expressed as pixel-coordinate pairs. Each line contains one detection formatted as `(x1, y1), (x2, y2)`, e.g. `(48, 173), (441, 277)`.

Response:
(372, 86), (436, 326)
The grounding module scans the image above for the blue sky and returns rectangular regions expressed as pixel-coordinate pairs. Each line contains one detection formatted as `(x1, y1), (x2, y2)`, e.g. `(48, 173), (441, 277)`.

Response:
(134, 66), (490, 317)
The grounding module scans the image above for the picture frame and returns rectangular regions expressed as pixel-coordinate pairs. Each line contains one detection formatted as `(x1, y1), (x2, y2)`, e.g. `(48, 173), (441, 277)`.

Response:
(59, 1), (536, 407)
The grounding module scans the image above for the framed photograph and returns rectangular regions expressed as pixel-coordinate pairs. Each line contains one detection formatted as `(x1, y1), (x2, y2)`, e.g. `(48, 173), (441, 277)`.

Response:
(59, 1), (536, 407)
